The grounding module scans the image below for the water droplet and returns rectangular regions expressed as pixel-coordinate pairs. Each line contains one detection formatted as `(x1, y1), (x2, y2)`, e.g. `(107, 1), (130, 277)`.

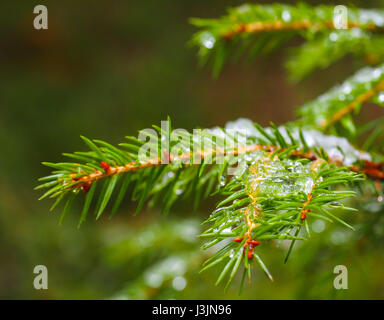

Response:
(220, 175), (226, 187)
(342, 84), (352, 94)
(162, 171), (175, 183)
(282, 10), (291, 22)
(201, 32), (216, 49)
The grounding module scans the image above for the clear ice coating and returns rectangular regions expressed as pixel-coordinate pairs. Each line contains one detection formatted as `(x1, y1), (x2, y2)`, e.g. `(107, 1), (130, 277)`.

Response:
(245, 156), (314, 198)
(277, 127), (371, 166)
(223, 118), (371, 166)
(224, 118), (260, 137)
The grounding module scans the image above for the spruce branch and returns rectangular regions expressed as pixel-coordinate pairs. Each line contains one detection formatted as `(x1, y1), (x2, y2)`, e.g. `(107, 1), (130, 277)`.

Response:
(298, 64), (384, 131)
(286, 31), (384, 81)
(192, 4), (383, 40)
(191, 3), (384, 76)
(199, 142), (362, 287)
(35, 2), (384, 290)
(37, 119), (380, 288)
(36, 120), (383, 223)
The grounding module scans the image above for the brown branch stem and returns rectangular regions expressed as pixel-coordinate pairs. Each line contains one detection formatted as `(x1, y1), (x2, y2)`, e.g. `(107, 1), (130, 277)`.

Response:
(222, 20), (379, 40)
(69, 144), (384, 193)
(321, 79), (384, 128)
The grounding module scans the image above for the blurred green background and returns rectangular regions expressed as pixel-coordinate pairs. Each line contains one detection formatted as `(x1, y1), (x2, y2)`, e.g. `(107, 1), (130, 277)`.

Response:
(1, 0), (384, 299)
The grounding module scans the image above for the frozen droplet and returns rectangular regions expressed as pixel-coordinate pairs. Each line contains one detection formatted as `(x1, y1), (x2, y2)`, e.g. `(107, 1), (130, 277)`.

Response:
(282, 10), (291, 22)
(229, 249), (234, 259)
(201, 32), (216, 49)
(342, 84), (352, 94)
(162, 171), (175, 183)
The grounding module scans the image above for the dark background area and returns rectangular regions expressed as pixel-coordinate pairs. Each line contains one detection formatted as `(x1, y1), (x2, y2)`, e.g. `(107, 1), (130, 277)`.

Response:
(0, 0), (383, 299)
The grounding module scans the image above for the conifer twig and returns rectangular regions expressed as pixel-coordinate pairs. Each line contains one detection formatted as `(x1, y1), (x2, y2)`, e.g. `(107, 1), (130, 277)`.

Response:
(321, 78), (384, 128)
(67, 143), (384, 193)
(222, 20), (380, 40)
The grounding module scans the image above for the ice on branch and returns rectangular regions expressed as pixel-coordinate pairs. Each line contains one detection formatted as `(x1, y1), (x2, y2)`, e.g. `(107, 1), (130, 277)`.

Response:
(224, 118), (371, 165)
(298, 64), (384, 130)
